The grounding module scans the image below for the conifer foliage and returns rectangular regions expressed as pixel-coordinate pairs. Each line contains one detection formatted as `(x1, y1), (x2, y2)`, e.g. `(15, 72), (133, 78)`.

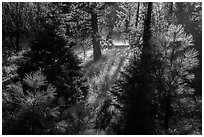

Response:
(2, 2), (201, 135)
(17, 6), (88, 106)
(3, 70), (58, 134)
(152, 24), (199, 131)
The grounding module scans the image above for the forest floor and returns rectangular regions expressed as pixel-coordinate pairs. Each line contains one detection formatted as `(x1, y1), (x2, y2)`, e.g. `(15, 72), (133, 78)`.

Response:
(75, 46), (130, 133)
(80, 46), (130, 105)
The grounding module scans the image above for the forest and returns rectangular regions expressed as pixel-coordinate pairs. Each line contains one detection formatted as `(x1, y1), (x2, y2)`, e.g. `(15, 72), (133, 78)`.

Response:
(2, 2), (202, 135)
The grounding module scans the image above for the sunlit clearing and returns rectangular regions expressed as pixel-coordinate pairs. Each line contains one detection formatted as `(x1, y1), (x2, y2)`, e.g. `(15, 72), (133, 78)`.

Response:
(113, 40), (129, 46)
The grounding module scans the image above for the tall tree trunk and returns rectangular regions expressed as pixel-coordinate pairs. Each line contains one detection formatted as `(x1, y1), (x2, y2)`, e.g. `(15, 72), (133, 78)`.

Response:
(91, 10), (101, 61)
(135, 2), (140, 28)
(140, 2), (155, 133)
(141, 2), (152, 73)
(128, 7), (131, 44)
(123, 3), (155, 134)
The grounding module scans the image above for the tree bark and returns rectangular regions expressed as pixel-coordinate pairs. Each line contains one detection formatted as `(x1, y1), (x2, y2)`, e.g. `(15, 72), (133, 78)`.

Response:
(91, 10), (101, 61)
(135, 2), (140, 28)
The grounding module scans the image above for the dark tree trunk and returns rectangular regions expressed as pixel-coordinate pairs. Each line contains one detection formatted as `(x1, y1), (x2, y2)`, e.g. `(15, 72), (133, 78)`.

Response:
(123, 3), (156, 135)
(141, 2), (153, 74)
(141, 2), (155, 133)
(135, 2), (140, 28)
(91, 10), (101, 61)
(140, 3), (156, 134)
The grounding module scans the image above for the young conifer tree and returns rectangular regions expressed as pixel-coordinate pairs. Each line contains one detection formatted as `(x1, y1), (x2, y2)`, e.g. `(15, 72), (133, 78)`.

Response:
(152, 24), (199, 130)
(2, 70), (58, 134)
(17, 4), (88, 106)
